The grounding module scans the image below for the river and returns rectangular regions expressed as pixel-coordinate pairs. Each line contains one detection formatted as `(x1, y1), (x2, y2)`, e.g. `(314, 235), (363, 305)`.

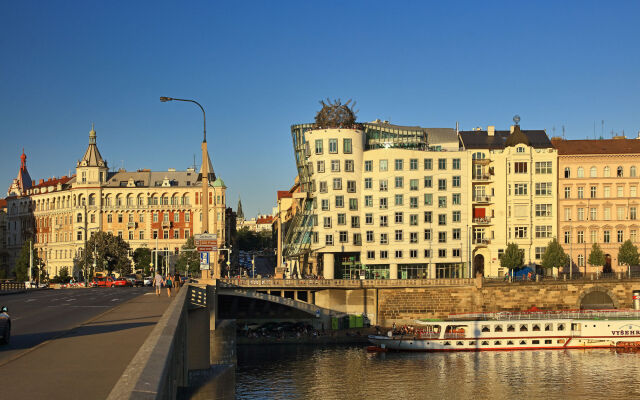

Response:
(236, 344), (640, 399)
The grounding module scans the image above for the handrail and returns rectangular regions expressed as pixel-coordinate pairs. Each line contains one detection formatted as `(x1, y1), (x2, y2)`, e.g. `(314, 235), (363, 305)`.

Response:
(107, 284), (190, 400)
(217, 278), (474, 288)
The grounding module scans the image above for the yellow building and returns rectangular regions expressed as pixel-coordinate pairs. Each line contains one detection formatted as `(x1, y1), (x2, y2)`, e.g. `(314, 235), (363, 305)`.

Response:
(553, 137), (640, 275)
(6, 126), (226, 278)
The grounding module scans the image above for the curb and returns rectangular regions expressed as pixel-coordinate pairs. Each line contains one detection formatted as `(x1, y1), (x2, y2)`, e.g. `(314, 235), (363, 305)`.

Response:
(0, 291), (148, 368)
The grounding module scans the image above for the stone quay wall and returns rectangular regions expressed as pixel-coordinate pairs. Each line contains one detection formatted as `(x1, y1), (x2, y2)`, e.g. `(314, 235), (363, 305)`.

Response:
(377, 279), (640, 326)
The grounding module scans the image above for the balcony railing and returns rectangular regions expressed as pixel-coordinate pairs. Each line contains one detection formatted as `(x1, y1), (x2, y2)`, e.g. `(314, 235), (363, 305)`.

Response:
(473, 195), (492, 203)
(473, 238), (490, 245)
(473, 217), (492, 224)
(472, 174), (491, 181)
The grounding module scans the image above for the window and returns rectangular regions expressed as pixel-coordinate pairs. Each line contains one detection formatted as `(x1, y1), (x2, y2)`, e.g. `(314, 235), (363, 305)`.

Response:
(339, 231), (348, 243)
(438, 159), (447, 170)
(591, 186), (597, 198)
(315, 139), (323, 154)
(618, 230), (624, 243)
(590, 207), (597, 221)
(395, 250), (403, 259)
(331, 160), (340, 172)
(590, 166), (597, 177)
(564, 187), (571, 199)
(379, 179), (388, 191)
(424, 158), (433, 170)
(438, 179), (447, 191)
(577, 254), (585, 267)
(345, 160), (354, 172)
(424, 211), (432, 223)
(317, 160), (325, 173)
(366, 231), (374, 243)
(395, 159), (403, 171)
(395, 194), (403, 206)
(410, 231), (418, 243)
(367, 251), (375, 259)
(452, 158), (461, 170)
(323, 217), (332, 228)
(438, 214), (446, 226)
(410, 197), (418, 209)
(162, 230), (168, 239)
(452, 211), (461, 222)
(535, 226), (552, 238)
(380, 233), (388, 244)
(604, 166), (610, 177)
(438, 196), (447, 208)
(632, 187), (638, 197)
(337, 214), (346, 225)
(410, 158), (418, 170)
(380, 215), (388, 227)
(335, 195), (344, 208)
(604, 187), (610, 198)
(452, 194), (461, 205)
(618, 186), (624, 198)
(349, 198), (358, 211)
(319, 181), (328, 193)
(395, 212), (404, 224)
(514, 184), (527, 195)
(328, 139), (338, 153)
(535, 247), (545, 260)
(333, 178), (342, 190)
(424, 229), (432, 240)
(452, 176), (461, 188)
(453, 228), (461, 240)
(536, 162), (552, 174)
(438, 249), (446, 258)
(564, 231), (571, 244)
(321, 199), (329, 211)
(153, 230), (158, 239)
(564, 167), (570, 178)
(578, 208), (584, 221)
(380, 250), (388, 259)
(379, 197), (387, 209)
(364, 195), (373, 207)
(578, 187), (584, 199)
(514, 162), (527, 173)
(107, 214), (113, 223)
(515, 226), (527, 238)
(632, 230), (637, 242)
(347, 180), (356, 193)
(438, 232), (447, 243)
(365, 213), (373, 224)
(631, 207), (637, 220)
(364, 178), (372, 189)
(618, 166), (624, 177)
(395, 230), (403, 242)
(410, 214), (418, 226)
(535, 182), (552, 196)
(618, 207), (625, 220)
(577, 230), (584, 244)
(410, 179), (419, 191)
(632, 166), (637, 177)
(604, 207), (611, 220)
(604, 230), (610, 243)
(139, 231), (145, 240)
(174, 213), (180, 223)
(395, 176), (404, 188)
(577, 167), (584, 178)
(424, 176), (432, 188)
(380, 159), (388, 171)
(325, 235), (333, 245)
(343, 138), (352, 154)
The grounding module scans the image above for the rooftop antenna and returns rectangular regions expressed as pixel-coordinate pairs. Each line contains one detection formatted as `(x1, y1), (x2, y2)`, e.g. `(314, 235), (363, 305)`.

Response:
(552, 126), (556, 136)
(562, 125), (565, 140)
(601, 120), (604, 138)
(593, 121), (596, 139)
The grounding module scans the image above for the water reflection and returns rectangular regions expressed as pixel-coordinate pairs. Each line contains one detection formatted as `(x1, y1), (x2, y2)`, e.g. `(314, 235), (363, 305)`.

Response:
(236, 345), (640, 399)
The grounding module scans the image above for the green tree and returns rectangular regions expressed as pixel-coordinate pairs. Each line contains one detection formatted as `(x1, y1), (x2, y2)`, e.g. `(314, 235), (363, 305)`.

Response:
(588, 243), (606, 271)
(500, 242), (524, 276)
(176, 236), (200, 276)
(86, 231), (132, 276)
(133, 247), (152, 275)
(14, 240), (41, 281)
(618, 239), (639, 276)
(541, 238), (569, 274)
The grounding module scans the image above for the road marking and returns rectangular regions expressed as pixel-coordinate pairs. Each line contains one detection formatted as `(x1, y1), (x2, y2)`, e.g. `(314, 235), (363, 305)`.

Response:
(70, 305), (110, 308)
(66, 298), (77, 302)
(111, 298), (119, 302)
(25, 299), (36, 302)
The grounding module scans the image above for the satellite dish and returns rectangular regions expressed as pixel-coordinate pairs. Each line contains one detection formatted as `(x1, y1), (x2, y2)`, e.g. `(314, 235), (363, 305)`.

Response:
(513, 115), (521, 125)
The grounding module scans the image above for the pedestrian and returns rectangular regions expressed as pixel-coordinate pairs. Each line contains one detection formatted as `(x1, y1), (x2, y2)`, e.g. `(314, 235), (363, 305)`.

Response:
(153, 270), (163, 296)
(165, 275), (173, 297)
(174, 271), (181, 291)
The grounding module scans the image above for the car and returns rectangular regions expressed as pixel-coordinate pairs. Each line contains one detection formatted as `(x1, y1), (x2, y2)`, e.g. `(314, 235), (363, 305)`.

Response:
(111, 277), (132, 287)
(143, 276), (153, 286)
(0, 306), (10, 345)
(124, 275), (143, 287)
(93, 277), (108, 287)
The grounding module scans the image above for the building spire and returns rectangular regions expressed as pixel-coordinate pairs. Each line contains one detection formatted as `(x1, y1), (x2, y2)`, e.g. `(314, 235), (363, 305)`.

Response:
(237, 196), (244, 220)
(77, 124), (107, 167)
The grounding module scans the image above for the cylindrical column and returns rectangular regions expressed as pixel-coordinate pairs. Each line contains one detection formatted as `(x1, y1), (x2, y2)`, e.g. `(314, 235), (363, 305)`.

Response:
(633, 290), (640, 310)
(323, 253), (334, 279)
(389, 263), (398, 280)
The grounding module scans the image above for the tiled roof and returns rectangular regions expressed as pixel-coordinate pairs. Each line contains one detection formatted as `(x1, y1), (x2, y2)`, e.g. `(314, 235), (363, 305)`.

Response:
(32, 175), (73, 189)
(0, 198), (7, 209)
(552, 138), (640, 155)
(256, 216), (274, 224)
(103, 170), (199, 188)
(278, 190), (293, 200)
(459, 129), (552, 149)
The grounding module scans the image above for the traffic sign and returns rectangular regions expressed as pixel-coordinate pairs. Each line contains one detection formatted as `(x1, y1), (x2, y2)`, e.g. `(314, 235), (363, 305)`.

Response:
(196, 239), (217, 246)
(197, 246), (218, 252)
(200, 252), (210, 270)
(194, 233), (217, 246)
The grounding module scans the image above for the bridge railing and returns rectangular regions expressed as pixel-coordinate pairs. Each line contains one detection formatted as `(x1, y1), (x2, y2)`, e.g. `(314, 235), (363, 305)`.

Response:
(107, 283), (190, 400)
(0, 282), (26, 292)
(218, 278), (473, 288)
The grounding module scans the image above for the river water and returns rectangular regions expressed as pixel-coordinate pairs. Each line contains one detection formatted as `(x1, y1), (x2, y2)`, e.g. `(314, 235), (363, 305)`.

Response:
(236, 344), (640, 399)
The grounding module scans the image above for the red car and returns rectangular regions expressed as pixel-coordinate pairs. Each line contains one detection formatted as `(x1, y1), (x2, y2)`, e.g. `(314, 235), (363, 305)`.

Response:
(92, 277), (108, 287)
(111, 277), (132, 287)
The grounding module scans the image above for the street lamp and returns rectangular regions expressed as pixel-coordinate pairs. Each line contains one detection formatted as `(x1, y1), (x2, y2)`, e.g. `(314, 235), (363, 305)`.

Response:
(160, 96), (219, 279)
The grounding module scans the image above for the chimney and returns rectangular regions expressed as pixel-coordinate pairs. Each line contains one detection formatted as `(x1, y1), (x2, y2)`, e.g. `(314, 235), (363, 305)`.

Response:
(488, 126), (495, 136)
(39, 179), (44, 185)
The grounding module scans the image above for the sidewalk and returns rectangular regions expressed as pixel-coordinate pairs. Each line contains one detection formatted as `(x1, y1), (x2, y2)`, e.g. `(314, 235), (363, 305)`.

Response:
(0, 290), (174, 399)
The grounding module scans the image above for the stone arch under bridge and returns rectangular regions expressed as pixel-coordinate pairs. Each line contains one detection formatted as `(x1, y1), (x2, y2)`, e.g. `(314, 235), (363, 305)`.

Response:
(577, 286), (619, 309)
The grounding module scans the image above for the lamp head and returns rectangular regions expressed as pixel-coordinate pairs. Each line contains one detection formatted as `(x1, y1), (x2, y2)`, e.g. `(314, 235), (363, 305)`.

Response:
(159, 96), (173, 102)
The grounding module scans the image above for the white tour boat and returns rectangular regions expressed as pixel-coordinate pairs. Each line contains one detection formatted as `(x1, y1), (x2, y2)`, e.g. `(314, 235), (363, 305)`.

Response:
(368, 309), (640, 352)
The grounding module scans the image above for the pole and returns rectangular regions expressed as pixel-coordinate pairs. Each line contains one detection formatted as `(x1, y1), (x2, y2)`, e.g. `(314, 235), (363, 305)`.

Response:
(29, 240), (33, 283)
(252, 255), (255, 278)
(569, 220), (573, 279)
(155, 235), (158, 275)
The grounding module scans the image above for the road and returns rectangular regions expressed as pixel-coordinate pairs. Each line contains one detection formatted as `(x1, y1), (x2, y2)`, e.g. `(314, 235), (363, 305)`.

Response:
(0, 287), (151, 363)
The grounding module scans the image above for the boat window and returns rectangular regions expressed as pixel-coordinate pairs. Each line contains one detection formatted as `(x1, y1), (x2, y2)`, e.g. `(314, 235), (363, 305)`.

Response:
(519, 324), (528, 331)
(507, 341), (514, 345)
(481, 341), (489, 346)
(481, 325), (490, 332)
(532, 324), (540, 331)
(532, 340), (540, 345)
(544, 323), (553, 331)
(557, 339), (565, 344)
(494, 325), (503, 332)
(545, 340), (552, 344)
(571, 323), (581, 331)
(469, 341), (476, 346)
(557, 323), (565, 331)
(444, 342), (451, 346)
(457, 341), (464, 346)
(494, 341), (501, 345)
(519, 340), (527, 345)
(507, 324), (515, 332)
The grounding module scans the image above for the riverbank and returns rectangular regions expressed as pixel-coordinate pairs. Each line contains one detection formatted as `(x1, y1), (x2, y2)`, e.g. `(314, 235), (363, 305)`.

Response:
(237, 327), (375, 345)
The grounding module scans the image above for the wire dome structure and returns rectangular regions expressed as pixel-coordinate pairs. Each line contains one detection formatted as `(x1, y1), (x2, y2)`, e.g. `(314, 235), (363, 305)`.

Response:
(314, 98), (358, 129)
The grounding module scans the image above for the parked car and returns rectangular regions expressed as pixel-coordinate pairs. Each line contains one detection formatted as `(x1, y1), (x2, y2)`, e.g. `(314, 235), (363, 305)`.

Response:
(0, 306), (10, 345)
(111, 277), (132, 287)
(93, 277), (108, 287)
(124, 275), (143, 287)
(143, 276), (153, 286)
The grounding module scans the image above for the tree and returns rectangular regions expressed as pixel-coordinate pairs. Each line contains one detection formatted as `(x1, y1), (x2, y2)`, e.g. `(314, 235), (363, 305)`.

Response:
(133, 247), (152, 275)
(175, 236), (200, 276)
(618, 239), (639, 277)
(14, 240), (41, 281)
(541, 238), (569, 274)
(588, 243), (606, 272)
(86, 231), (132, 276)
(236, 227), (274, 251)
(500, 242), (524, 275)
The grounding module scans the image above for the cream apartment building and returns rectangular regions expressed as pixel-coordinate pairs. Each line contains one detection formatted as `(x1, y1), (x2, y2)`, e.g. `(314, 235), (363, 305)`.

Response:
(553, 137), (640, 275)
(286, 121), (473, 280)
(459, 125), (558, 277)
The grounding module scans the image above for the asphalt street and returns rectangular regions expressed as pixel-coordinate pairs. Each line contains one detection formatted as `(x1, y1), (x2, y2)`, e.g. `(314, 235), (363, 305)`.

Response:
(0, 287), (152, 363)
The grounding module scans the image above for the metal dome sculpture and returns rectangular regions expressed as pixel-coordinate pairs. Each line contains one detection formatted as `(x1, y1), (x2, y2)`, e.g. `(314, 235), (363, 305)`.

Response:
(314, 98), (358, 129)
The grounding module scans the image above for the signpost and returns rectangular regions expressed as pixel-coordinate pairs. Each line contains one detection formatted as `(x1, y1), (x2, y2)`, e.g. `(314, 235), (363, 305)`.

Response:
(200, 252), (210, 270)
(196, 233), (216, 272)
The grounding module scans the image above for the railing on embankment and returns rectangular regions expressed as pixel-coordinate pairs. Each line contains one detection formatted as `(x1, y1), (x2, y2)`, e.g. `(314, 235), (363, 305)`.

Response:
(107, 283), (190, 400)
(0, 282), (26, 292)
(218, 277), (473, 289)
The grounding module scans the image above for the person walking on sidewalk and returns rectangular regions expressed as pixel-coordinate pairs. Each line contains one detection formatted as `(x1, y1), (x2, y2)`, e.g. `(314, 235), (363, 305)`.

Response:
(164, 275), (173, 297)
(153, 271), (163, 296)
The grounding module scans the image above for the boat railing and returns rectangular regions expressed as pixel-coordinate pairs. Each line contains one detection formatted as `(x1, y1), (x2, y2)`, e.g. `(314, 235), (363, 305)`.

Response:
(448, 309), (640, 321)
(443, 333), (466, 339)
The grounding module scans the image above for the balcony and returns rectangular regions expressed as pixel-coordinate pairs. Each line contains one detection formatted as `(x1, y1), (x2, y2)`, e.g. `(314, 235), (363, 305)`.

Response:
(473, 238), (490, 246)
(473, 195), (492, 203)
(472, 217), (492, 225)
(127, 222), (137, 229)
(472, 174), (491, 181)
(161, 221), (171, 228)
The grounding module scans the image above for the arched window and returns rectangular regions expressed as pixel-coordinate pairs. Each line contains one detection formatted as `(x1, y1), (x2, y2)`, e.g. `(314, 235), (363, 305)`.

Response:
(76, 213), (82, 223)
(564, 167), (571, 178)
(590, 166), (597, 177)
(604, 166), (610, 177)
(631, 166), (637, 178)
(617, 166), (624, 177)
(577, 167), (584, 178)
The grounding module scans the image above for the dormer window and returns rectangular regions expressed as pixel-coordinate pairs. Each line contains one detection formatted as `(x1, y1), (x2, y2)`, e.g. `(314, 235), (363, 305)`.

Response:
(81, 171), (86, 183)
(516, 146), (525, 153)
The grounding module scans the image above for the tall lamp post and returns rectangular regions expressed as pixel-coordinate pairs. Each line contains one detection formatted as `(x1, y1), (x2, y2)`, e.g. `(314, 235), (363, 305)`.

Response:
(160, 96), (218, 279)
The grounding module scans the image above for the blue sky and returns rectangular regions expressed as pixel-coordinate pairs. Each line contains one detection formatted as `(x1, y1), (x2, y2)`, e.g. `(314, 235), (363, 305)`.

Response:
(1, 1), (639, 217)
